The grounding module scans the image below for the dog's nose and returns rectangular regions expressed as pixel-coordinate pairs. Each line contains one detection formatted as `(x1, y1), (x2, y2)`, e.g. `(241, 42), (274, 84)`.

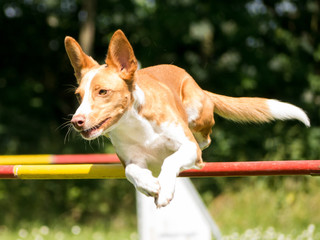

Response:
(71, 115), (86, 130)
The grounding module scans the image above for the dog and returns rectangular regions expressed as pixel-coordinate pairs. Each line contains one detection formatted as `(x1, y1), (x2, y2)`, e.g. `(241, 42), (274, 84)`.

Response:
(65, 30), (310, 208)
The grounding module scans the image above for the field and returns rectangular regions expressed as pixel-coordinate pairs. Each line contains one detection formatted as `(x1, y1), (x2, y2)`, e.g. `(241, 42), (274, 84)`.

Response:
(1, 176), (319, 240)
(0, 225), (138, 240)
(0, 224), (318, 240)
(208, 176), (320, 239)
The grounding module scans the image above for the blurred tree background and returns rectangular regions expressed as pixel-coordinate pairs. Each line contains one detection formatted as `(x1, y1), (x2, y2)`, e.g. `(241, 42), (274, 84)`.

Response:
(0, 0), (319, 233)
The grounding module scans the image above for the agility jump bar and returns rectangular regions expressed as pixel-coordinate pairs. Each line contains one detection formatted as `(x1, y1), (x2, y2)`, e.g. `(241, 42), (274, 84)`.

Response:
(0, 154), (120, 165)
(0, 154), (319, 179)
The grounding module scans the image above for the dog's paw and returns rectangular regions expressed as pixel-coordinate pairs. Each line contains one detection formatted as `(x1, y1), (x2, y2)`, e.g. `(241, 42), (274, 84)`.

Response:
(136, 177), (160, 197)
(154, 176), (176, 208)
(155, 189), (174, 208)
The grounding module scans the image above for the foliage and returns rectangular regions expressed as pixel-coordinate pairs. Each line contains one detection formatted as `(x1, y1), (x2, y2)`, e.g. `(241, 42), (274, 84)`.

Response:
(207, 176), (320, 235)
(222, 225), (318, 240)
(0, 224), (138, 240)
(0, 0), (319, 230)
(1, 178), (320, 239)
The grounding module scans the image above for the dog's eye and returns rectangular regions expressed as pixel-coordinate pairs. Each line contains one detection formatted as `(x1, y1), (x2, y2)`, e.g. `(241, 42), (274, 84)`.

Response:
(98, 89), (109, 96)
(75, 93), (81, 102)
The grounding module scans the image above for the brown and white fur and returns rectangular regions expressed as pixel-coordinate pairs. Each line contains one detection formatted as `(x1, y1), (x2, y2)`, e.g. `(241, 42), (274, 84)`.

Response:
(65, 30), (310, 208)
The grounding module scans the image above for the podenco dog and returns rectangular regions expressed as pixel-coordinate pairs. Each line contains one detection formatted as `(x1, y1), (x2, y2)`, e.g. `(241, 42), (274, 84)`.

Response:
(65, 30), (310, 208)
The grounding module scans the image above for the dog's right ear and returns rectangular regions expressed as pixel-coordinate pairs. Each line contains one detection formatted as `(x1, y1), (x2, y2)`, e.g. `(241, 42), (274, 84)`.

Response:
(105, 30), (138, 81)
(64, 36), (98, 82)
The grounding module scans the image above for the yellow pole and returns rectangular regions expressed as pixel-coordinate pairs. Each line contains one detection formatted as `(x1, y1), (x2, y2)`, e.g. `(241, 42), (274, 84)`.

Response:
(14, 164), (126, 179)
(0, 155), (51, 165)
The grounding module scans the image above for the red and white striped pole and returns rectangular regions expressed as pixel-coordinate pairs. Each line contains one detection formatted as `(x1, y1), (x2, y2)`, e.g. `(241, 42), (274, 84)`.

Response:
(0, 154), (319, 179)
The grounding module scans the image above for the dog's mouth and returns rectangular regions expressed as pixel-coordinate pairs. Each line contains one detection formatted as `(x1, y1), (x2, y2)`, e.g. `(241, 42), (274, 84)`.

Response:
(80, 117), (111, 139)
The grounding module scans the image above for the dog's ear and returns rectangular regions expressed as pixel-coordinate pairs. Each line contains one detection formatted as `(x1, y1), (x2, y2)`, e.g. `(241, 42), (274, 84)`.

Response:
(105, 30), (138, 81)
(64, 36), (98, 82)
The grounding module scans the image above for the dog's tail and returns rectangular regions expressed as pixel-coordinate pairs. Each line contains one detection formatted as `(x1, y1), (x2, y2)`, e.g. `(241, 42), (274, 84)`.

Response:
(205, 91), (310, 127)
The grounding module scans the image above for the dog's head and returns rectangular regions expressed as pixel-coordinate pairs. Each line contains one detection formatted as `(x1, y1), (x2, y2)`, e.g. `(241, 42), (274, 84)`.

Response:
(65, 30), (138, 140)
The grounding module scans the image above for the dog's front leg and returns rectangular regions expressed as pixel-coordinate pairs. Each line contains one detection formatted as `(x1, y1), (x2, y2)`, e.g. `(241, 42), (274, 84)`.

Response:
(125, 163), (161, 197)
(156, 141), (199, 208)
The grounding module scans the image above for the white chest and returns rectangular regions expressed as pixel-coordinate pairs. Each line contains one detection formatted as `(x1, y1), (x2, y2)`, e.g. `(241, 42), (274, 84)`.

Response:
(107, 106), (188, 174)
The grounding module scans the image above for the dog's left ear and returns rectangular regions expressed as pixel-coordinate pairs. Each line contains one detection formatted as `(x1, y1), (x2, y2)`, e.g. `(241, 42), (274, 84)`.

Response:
(105, 30), (138, 81)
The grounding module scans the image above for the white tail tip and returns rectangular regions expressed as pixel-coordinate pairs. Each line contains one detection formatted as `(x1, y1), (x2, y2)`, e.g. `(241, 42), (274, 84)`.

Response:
(267, 100), (310, 127)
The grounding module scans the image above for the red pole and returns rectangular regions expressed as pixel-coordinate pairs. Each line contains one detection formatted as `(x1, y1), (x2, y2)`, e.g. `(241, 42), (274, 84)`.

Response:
(0, 165), (15, 178)
(52, 154), (120, 164)
(180, 160), (320, 177)
(1, 154), (320, 178)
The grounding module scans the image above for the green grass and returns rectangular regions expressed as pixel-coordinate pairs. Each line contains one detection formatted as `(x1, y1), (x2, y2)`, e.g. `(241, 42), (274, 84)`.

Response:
(207, 176), (320, 239)
(0, 225), (138, 240)
(1, 224), (319, 240)
(1, 177), (319, 240)
(221, 225), (319, 239)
